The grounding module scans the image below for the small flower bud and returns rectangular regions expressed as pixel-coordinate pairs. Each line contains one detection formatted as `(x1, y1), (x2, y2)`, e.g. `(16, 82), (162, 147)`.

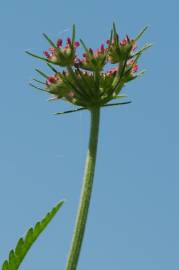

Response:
(120, 38), (128, 46)
(100, 44), (105, 53)
(67, 38), (72, 45)
(57, 39), (63, 47)
(132, 64), (138, 73)
(48, 76), (58, 84)
(74, 41), (80, 48)
(44, 51), (50, 58)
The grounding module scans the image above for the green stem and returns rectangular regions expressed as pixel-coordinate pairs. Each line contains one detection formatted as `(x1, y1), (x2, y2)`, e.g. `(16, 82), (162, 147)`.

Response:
(65, 107), (100, 270)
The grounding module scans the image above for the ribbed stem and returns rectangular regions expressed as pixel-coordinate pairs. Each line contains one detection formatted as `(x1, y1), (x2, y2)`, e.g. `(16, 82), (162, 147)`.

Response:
(65, 107), (100, 270)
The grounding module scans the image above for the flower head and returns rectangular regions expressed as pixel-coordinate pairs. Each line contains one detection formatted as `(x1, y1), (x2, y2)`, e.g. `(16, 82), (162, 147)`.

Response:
(107, 24), (136, 64)
(27, 23), (151, 113)
(39, 25), (80, 67)
(42, 35), (80, 67)
(75, 43), (108, 72)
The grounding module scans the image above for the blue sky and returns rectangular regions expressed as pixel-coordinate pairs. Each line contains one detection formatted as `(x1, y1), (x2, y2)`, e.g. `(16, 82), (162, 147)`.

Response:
(0, 0), (179, 269)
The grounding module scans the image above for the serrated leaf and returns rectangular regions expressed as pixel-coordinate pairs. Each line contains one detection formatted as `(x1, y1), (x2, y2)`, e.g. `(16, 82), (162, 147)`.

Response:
(15, 239), (24, 255)
(8, 250), (17, 270)
(34, 222), (41, 237)
(25, 228), (33, 245)
(1, 201), (64, 270)
(2, 261), (9, 270)
(134, 26), (148, 41)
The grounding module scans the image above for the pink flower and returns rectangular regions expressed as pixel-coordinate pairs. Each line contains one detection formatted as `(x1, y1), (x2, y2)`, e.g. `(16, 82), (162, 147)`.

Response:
(67, 38), (71, 45)
(44, 51), (50, 58)
(132, 64), (138, 73)
(74, 41), (80, 48)
(89, 48), (93, 54)
(100, 44), (105, 53)
(57, 39), (63, 48)
(48, 76), (58, 84)
(49, 47), (55, 53)
(128, 59), (139, 73)
(120, 38), (128, 46)
(107, 67), (118, 76)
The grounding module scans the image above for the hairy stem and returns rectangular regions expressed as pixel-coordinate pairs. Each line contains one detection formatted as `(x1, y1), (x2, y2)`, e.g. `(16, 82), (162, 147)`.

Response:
(65, 107), (100, 270)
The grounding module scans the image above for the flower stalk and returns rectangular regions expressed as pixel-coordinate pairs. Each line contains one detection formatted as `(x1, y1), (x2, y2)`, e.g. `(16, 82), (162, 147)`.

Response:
(26, 23), (151, 270)
(66, 107), (100, 270)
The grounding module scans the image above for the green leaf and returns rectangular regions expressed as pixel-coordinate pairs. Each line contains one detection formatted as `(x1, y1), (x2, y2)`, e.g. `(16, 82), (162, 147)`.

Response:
(59, 71), (87, 100)
(25, 51), (49, 62)
(29, 83), (47, 92)
(2, 261), (8, 270)
(113, 94), (128, 99)
(35, 69), (49, 79)
(112, 22), (119, 45)
(1, 201), (64, 270)
(32, 78), (46, 85)
(67, 67), (90, 98)
(109, 29), (113, 44)
(102, 101), (132, 108)
(79, 39), (89, 53)
(47, 63), (58, 73)
(72, 24), (76, 44)
(55, 107), (86, 115)
(43, 33), (57, 48)
(112, 22), (117, 37)
(133, 43), (152, 58)
(134, 26), (148, 42)
(75, 68), (95, 97)
(25, 51), (58, 65)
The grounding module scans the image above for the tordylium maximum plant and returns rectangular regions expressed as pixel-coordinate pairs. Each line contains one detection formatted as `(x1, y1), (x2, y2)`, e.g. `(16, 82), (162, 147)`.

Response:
(2, 23), (151, 270)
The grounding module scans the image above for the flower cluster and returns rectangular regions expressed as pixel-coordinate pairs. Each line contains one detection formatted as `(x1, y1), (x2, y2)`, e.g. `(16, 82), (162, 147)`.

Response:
(43, 36), (80, 67)
(27, 24), (151, 112)
(75, 43), (107, 72)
